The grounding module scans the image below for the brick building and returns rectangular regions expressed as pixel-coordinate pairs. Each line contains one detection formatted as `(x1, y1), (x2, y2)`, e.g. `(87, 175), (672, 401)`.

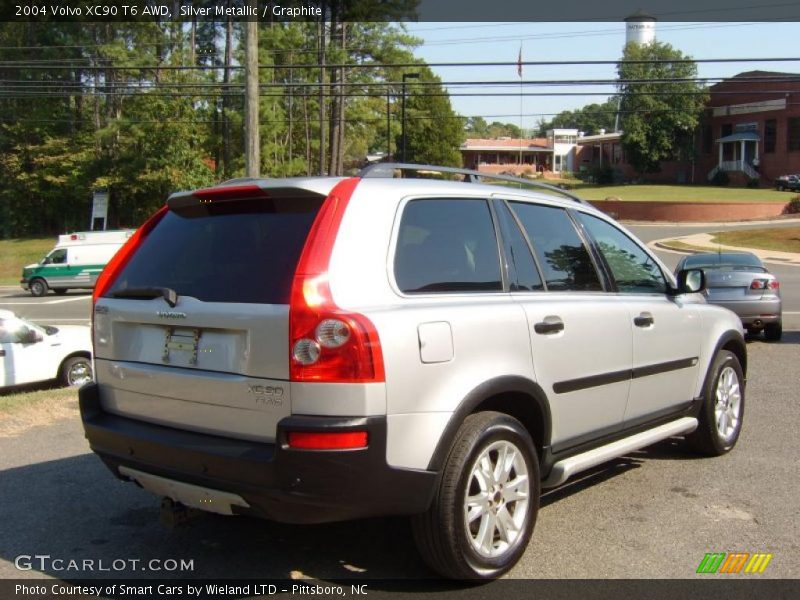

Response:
(471, 71), (800, 185)
(696, 71), (800, 184)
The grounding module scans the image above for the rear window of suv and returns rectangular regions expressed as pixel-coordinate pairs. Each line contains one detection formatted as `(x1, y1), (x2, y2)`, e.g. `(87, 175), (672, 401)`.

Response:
(105, 195), (323, 304)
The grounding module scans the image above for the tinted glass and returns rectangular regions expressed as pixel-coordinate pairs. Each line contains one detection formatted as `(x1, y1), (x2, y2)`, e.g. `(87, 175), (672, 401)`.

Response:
(106, 196), (322, 304)
(682, 253), (764, 271)
(48, 249), (67, 264)
(493, 200), (543, 291)
(578, 213), (666, 294)
(394, 199), (502, 293)
(509, 202), (602, 291)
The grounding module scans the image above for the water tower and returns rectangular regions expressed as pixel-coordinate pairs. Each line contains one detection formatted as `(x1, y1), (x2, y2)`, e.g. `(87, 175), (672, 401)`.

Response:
(624, 10), (656, 46)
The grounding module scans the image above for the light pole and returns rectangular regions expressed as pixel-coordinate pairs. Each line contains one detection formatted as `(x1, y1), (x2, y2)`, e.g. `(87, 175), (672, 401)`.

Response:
(401, 72), (419, 163)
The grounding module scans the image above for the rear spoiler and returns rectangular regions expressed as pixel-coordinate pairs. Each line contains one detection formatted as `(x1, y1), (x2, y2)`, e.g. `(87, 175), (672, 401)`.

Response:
(167, 178), (347, 210)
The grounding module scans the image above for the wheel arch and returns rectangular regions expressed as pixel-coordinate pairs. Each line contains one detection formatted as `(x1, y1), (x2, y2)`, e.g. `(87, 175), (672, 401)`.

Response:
(697, 329), (747, 403)
(426, 375), (552, 472)
(57, 351), (92, 378)
(718, 330), (747, 378)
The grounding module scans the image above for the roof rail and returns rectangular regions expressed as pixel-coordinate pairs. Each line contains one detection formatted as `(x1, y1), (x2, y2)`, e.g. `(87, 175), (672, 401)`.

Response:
(358, 162), (588, 205)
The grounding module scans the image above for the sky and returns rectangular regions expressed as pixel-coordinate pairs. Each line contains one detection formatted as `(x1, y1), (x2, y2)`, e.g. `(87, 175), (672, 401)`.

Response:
(403, 21), (800, 133)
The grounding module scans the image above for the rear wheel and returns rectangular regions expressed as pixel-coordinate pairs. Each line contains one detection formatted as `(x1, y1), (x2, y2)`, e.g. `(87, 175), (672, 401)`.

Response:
(60, 356), (93, 387)
(764, 322), (782, 342)
(29, 278), (48, 297)
(686, 350), (744, 456)
(412, 412), (539, 580)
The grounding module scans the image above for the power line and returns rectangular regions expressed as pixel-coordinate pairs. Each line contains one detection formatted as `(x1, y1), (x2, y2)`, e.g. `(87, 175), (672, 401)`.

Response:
(2, 57), (800, 71)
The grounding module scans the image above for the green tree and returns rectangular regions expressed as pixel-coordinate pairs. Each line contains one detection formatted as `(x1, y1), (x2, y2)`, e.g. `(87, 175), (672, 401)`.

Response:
(401, 67), (464, 166)
(536, 98), (619, 136)
(617, 41), (708, 174)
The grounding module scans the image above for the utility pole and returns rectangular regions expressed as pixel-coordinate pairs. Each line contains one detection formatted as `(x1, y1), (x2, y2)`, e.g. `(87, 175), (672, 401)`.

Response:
(244, 7), (260, 178)
(317, 9), (327, 175)
(401, 72), (419, 163)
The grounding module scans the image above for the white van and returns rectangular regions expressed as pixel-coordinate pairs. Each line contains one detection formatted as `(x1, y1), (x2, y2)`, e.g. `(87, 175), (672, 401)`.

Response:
(21, 230), (135, 296)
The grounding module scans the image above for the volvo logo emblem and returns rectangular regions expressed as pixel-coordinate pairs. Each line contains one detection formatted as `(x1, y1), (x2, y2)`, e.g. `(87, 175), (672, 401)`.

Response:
(157, 311), (187, 319)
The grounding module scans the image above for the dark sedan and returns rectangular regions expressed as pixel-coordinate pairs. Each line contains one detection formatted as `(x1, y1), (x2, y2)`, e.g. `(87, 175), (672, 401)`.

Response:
(676, 252), (782, 341)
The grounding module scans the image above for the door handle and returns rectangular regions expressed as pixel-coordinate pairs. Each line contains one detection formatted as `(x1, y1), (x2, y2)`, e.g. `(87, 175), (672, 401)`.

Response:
(534, 317), (564, 335)
(634, 313), (654, 327)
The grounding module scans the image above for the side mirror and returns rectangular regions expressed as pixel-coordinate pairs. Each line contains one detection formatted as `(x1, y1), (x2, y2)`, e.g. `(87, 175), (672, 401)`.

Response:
(675, 268), (705, 294)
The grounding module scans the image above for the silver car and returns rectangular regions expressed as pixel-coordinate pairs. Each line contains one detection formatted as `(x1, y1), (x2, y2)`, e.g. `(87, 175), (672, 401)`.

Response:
(676, 252), (782, 341)
(80, 164), (747, 579)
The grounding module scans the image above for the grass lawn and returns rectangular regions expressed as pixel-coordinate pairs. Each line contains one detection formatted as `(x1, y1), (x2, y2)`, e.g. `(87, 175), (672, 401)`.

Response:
(0, 237), (53, 285)
(710, 226), (800, 254)
(0, 385), (78, 437)
(572, 184), (791, 203)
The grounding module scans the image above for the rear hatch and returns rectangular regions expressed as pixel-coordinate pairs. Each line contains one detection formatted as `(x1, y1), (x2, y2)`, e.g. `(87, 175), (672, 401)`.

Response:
(93, 181), (337, 442)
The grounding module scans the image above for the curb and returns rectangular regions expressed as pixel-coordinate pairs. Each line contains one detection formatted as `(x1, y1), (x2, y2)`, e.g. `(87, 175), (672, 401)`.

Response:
(650, 238), (800, 267)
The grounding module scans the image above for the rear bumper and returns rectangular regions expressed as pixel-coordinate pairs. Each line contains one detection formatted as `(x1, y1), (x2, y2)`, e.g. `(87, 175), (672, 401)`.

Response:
(709, 298), (781, 327)
(79, 383), (437, 524)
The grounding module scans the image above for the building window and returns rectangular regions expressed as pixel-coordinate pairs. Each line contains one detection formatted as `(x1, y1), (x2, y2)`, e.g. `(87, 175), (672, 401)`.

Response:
(720, 123), (733, 138)
(765, 119), (777, 154)
(788, 118), (800, 152)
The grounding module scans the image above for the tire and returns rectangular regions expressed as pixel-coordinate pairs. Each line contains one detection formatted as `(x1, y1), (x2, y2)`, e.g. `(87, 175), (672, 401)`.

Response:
(60, 356), (93, 387)
(412, 412), (540, 580)
(29, 278), (48, 297)
(54, 288), (68, 295)
(764, 321), (782, 342)
(686, 350), (745, 456)
(777, 185), (784, 192)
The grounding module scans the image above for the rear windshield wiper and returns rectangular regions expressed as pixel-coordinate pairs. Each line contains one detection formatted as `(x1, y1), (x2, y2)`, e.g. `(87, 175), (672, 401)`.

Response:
(111, 287), (179, 307)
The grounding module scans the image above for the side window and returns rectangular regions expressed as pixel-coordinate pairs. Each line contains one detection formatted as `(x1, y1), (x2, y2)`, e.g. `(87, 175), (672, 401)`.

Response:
(578, 213), (666, 294)
(0, 318), (31, 344)
(509, 202), (602, 292)
(48, 249), (67, 264)
(493, 200), (543, 291)
(394, 198), (503, 294)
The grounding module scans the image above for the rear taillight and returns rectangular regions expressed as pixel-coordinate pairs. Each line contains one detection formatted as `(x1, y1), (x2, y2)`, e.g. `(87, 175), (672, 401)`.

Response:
(92, 206), (168, 304)
(751, 278), (779, 291)
(289, 178), (385, 383)
(287, 431), (368, 450)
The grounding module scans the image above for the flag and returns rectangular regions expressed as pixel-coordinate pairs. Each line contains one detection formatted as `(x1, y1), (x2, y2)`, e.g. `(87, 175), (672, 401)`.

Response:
(517, 45), (523, 78)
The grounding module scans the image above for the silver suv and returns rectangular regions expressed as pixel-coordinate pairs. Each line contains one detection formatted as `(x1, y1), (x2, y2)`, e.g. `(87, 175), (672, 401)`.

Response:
(80, 164), (746, 579)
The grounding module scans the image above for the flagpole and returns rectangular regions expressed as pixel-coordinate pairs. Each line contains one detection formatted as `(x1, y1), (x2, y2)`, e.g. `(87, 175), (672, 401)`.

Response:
(518, 43), (523, 174)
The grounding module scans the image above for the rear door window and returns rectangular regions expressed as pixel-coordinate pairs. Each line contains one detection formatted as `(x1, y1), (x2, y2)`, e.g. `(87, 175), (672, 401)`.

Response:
(508, 202), (602, 292)
(493, 200), (544, 291)
(106, 195), (322, 304)
(394, 198), (503, 294)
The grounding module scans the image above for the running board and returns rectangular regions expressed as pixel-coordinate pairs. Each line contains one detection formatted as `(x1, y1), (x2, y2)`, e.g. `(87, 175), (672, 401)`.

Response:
(542, 417), (698, 488)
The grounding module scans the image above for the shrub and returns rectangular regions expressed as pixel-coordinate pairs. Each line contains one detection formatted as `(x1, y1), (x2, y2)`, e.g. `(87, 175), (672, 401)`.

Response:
(590, 165), (615, 185)
(784, 195), (800, 214)
(746, 177), (761, 188)
(711, 170), (730, 186)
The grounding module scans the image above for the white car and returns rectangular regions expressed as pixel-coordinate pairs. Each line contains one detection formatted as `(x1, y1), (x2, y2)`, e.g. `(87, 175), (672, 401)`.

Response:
(0, 310), (93, 389)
